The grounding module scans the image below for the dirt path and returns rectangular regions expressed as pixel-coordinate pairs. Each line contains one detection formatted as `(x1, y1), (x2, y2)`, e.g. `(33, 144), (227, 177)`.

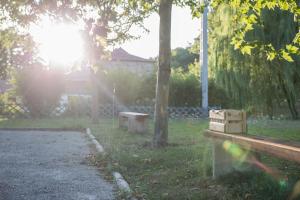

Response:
(0, 130), (114, 200)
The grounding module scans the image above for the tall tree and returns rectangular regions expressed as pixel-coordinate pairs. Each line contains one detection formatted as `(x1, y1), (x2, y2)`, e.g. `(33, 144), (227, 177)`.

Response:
(153, 0), (173, 147)
(133, 0), (200, 147)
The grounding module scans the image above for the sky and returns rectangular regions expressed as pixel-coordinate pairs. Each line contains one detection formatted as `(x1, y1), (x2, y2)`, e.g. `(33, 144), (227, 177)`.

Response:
(29, 6), (200, 65)
(121, 6), (200, 59)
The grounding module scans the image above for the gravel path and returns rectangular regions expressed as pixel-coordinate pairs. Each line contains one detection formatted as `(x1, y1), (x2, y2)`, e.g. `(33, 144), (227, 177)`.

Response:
(0, 130), (114, 200)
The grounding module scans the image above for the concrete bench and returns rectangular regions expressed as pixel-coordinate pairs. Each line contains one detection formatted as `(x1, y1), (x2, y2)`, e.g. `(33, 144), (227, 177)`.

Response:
(204, 130), (300, 178)
(118, 112), (149, 134)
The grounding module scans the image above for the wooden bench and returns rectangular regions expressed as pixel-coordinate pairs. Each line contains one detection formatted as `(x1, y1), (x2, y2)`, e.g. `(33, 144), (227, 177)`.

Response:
(204, 130), (300, 178)
(118, 112), (149, 134)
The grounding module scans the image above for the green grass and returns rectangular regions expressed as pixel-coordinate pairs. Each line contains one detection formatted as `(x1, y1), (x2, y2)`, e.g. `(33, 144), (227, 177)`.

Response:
(0, 117), (300, 199)
(248, 119), (300, 141)
(90, 119), (212, 199)
(0, 117), (89, 129)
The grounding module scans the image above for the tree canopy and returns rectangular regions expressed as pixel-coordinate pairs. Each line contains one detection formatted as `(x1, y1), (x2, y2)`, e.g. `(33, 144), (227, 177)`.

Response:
(208, 0), (300, 62)
(209, 2), (300, 119)
(171, 47), (198, 69)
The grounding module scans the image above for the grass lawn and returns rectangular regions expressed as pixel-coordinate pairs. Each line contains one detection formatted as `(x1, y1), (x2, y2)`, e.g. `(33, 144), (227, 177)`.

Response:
(0, 117), (300, 199)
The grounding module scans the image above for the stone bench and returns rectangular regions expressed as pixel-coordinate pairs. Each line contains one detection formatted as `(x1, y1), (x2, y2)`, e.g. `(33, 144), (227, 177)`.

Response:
(118, 112), (149, 134)
(204, 130), (300, 178)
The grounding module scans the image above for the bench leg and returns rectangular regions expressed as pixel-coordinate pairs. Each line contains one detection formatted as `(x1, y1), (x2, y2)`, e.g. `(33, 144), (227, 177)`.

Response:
(212, 141), (235, 179)
(119, 116), (129, 129)
(127, 117), (148, 134)
(128, 118), (134, 133)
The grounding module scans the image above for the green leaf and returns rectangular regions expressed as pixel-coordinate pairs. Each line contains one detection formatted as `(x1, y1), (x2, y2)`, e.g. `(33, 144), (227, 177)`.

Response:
(245, 23), (254, 31)
(230, 0), (241, 7)
(279, 2), (290, 10)
(264, 2), (277, 10)
(286, 44), (299, 54)
(293, 33), (300, 44)
(248, 14), (257, 23)
(266, 52), (276, 61)
(241, 45), (252, 55)
(281, 51), (294, 62)
(143, 2), (152, 11)
(230, 37), (244, 50)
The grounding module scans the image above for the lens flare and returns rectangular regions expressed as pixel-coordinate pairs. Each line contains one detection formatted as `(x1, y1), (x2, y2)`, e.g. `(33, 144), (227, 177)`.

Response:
(222, 140), (248, 163)
(221, 140), (289, 189)
(29, 16), (83, 66)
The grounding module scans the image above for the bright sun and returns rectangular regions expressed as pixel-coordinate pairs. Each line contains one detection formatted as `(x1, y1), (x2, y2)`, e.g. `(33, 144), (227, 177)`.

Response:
(30, 17), (84, 66)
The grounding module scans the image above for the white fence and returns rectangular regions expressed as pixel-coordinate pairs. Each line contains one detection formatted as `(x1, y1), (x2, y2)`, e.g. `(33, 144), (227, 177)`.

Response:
(1, 103), (219, 119)
(97, 105), (217, 119)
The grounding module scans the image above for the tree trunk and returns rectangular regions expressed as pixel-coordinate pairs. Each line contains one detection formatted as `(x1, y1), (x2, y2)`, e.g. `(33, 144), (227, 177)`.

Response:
(89, 20), (108, 124)
(153, 0), (172, 148)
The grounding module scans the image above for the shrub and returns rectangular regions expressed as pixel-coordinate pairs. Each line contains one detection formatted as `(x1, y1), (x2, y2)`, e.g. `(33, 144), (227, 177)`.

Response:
(97, 69), (155, 106)
(64, 95), (91, 117)
(169, 68), (200, 107)
(13, 64), (64, 117)
(208, 80), (229, 107)
(96, 67), (228, 108)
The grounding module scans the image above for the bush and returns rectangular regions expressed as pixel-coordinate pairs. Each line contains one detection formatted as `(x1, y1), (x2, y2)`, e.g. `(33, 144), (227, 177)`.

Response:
(169, 68), (200, 107)
(13, 64), (64, 117)
(208, 80), (229, 107)
(169, 67), (228, 107)
(97, 69), (156, 106)
(64, 95), (91, 117)
(96, 67), (228, 108)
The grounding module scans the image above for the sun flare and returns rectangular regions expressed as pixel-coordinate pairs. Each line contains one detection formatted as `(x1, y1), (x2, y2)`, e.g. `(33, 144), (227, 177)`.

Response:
(30, 17), (84, 66)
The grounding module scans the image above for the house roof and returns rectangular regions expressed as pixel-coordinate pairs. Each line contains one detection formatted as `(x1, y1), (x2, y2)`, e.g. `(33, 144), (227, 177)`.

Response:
(64, 48), (154, 85)
(111, 48), (154, 63)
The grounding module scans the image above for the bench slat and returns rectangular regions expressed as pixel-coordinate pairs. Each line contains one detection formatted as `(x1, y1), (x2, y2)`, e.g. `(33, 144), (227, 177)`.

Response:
(204, 130), (300, 164)
(119, 112), (149, 117)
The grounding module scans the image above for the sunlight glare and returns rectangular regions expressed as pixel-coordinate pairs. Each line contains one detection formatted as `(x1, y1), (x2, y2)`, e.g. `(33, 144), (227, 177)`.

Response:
(30, 17), (84, 66)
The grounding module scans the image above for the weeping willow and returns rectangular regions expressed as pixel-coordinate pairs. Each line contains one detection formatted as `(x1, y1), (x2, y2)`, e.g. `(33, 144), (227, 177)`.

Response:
(209, 4), (300, 119)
